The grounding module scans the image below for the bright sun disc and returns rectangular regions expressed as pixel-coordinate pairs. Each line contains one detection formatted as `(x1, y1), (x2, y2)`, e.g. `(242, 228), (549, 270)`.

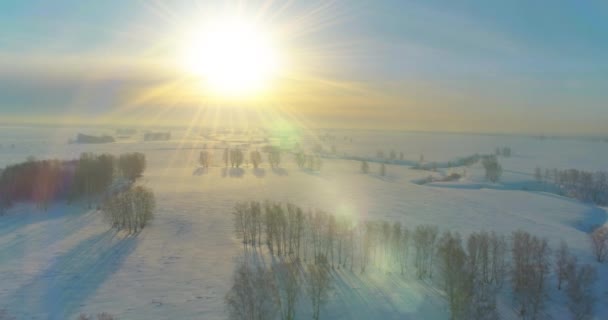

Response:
(180, 18), (282, 97)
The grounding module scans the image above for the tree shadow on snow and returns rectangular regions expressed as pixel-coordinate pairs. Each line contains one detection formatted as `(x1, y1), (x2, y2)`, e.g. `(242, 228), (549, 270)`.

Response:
(192, 167), (208, 176)
(252, 168), (266, 178)
(6, 230), (138, 320)
(221, 167), (245, 178)
(326, 268), (447, 319)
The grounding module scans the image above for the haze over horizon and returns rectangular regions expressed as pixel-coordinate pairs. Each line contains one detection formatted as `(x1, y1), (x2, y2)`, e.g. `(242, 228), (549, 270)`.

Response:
(1, 0), (607, 134)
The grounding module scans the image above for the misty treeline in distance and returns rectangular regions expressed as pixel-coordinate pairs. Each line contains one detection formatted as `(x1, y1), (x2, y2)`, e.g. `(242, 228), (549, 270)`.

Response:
(227, 200), (598, 320)
(534, 167), (608, 206)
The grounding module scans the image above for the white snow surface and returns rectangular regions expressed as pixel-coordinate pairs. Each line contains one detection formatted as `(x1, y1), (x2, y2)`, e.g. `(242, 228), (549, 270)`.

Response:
(0, 126), (607, 319)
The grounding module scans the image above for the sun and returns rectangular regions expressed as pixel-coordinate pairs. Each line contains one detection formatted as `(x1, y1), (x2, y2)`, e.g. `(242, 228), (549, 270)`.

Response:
(180, 17), (282, 97)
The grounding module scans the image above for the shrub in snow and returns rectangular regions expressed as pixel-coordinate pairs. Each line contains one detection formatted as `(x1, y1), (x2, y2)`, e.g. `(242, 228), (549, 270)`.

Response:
(102, 186), (155, 233)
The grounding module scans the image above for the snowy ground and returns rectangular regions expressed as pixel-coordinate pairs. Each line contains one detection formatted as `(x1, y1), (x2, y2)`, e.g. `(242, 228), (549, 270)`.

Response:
(0, 126), (607, 319)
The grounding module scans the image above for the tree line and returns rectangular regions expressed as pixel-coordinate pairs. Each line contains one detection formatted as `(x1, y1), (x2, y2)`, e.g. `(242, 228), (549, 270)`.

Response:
(229, 201), (598, 320)
(0, 152), (146, 212)
(534, 167), (608, 205)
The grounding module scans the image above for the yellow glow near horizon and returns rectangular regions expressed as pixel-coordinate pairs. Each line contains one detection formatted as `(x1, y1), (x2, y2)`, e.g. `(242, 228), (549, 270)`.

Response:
(179, 17), (282, 97)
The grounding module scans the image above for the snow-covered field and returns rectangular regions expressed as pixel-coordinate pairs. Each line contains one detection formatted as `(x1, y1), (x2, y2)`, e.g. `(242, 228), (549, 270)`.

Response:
(0, 125), (607, 319)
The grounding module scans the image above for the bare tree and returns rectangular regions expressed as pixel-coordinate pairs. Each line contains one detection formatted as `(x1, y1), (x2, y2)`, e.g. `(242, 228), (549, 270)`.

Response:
(511, 230), (550, 320)
(555, 240), (571, 290)
(361, 161), (369, 173)
(566, 263), (597, 320)
(250, 150), (262, 169)
(273, 262), (300, 320)
(437, 231), (471, 320)
(590, 226), (608, 262)
(102, 186), (155, 233)
(199, 150), (211, 168)
(225, 263), (279, 320)
(482, 155), (502, 183)
(413, 225), (438, 279)
(306, 263), (332, 320)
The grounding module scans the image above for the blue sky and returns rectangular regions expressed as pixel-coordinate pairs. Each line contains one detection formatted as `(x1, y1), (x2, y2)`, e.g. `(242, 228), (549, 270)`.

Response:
(1, 0), (607, 133)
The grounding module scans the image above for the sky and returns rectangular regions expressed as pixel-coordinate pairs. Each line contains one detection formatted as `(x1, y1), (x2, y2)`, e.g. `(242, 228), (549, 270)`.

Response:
(1, 0), (607, 134)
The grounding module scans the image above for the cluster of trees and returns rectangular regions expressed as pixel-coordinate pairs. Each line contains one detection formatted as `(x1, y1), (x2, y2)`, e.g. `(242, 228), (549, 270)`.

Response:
(376, 149), (405, 162)
(590, 226), (608, 262)
(199, 150), (211, 168)
(496, 147), (512, 157)
(0, 152), (146, 211)
(226, 255), (332, 320)
(268, 147), (281, 168)
(101, 185), (155, 233)
(250, 150), (262, 169)
(223, 148), (245, 168)
(359, 161), (386, 176)
(230, 201), (598, 320)
(534, 167), (608, 205)
(118, 152), (146, 180)
(482, 155), (503, 182)
(294, 152), (322, 171)
(413, 154), (481, 171)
